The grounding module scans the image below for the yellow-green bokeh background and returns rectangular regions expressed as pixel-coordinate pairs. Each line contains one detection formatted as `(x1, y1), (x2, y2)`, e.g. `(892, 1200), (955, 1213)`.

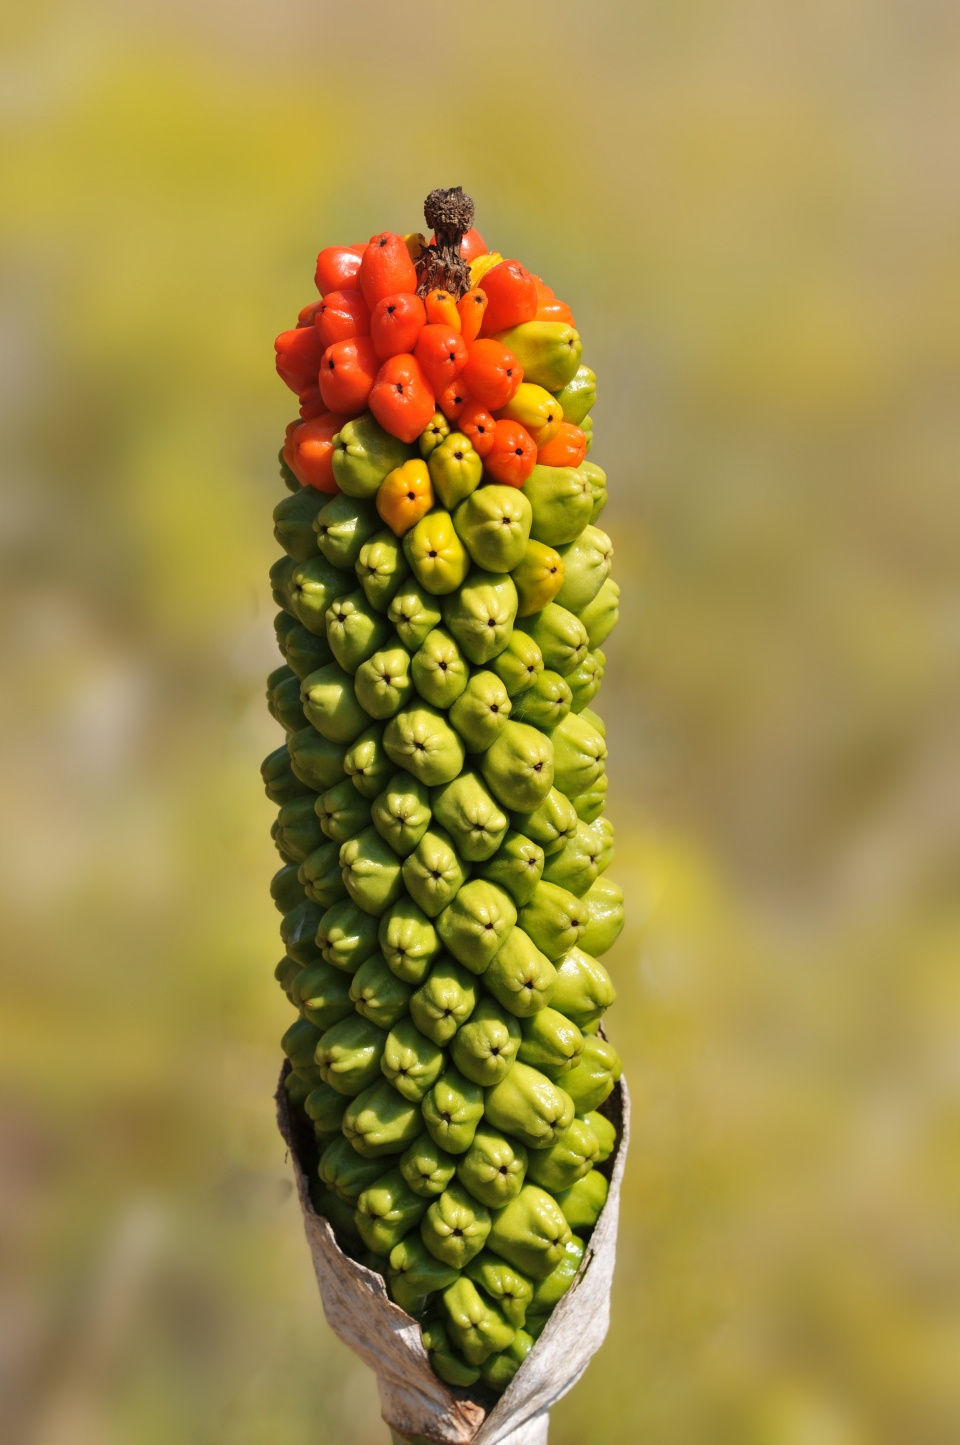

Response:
(2, 3), (959, 1442)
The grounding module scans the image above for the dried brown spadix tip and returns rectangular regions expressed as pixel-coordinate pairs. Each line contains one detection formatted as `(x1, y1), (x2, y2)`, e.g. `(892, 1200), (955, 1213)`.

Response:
(416, 186), (475, 300)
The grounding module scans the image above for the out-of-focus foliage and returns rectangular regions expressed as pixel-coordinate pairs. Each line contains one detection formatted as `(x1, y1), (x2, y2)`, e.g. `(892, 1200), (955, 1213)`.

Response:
(1, 2), (958, 1443)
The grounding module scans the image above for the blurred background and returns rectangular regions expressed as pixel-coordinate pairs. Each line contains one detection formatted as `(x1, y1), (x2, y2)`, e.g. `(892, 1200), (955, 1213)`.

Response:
(2, 1), (959, 1442)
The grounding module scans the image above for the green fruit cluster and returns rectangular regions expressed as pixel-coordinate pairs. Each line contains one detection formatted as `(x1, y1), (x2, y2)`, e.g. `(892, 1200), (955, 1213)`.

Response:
(266, 359), (622, 1398)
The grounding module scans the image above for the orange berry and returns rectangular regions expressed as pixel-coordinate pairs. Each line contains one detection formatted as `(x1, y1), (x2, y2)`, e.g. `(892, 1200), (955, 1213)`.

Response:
(370, 292), (426, 360)
(369, 353), (437, 443)
(536, 421), (587, 469)
(424, 289), (462, 330)
(484, 419), (537, 487)
(460, 228), (487, 262)
(318, 335), (378, 416)
(314, 246), (363, 296)
(376, 459), (434, 536)
(457, 289), (488, 344)
(287, 413), (343, 493)
(436, 378), (469, 421)
(315, 290), (371, 349)
(536, 297), (576, 326)
(414, 324), (469, 396)
(359, 233), (419, 308)
(275, 326), (326, 395)
(458, 399), (497, 458)
(461, 339), (523, 411)
(478, 260), (539, 334)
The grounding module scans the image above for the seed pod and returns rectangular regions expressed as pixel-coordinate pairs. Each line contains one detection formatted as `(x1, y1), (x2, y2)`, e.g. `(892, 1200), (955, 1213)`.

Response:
(421, 1067), (485, 1154)
(483, 1061), (575, 1150)
(511, 538), (565, 617)
(301, 662), (369, 743)
(302, 838), (351, 901)
(356, 529), (411, 613)
(421, 1182), (491, 1269)
(275, 792), (325, 864)
(441, 1276), (515, 1365)
(332, 412), (414, 498)
(343, 1079), (425, 1158)
(527, 1233), (585, 1313)
(310, 1183), (363, 1242)
(456, 1124), (528, 1209)
(581, 460), (608, 524)
(518, 881), (588, 960)
(399, 1135), (458, 1199)
(480, 1328), (534, 1394)
(274, 484), (325, 561)
(388, 1234), (461, 1315)
(448, 670), (512, 753)
(402, 511), (470, 595)
(552, 365), (596, 426)
(578, 876), (624, 956)
(339, 827), (405, 917)
(560, 1034), (621, 1114)
(475, 831), (545, 907)
(280, 899), (325, 966)
(370, 773), (432, 859)
(290, 554), (352, 635)
(540, 820), (603, 897)
(304, 1081), (349, 1140)
(550, 946), (616, 1030)
(316, 1014), (388, 1096)
(343, 723), (393, 799)
(430, 772), (508, 863)
(349, 951), (413, 1029)
(401, 826), (470, 918)
(566, 649), (604, 713)
(517, 1007), (584, 1080)
(420, 1315), (480, 1387)
(516, 603), (589, 678)
(510, 670), (572, 731)
(452, 485), (532, 573)
(490, 629), (544, 695)
(578, 577), (619, 648)
(271, 863), (306, 915)
(409, 956), (478, 1046)
(552, 1169), (609, 1230)
(486, 1183), (572, 1279)
(267, 665), (309, 733)
(483, 927), (557, 1017)
(436, 879), (517, 974)
(356, 1167), (429, 1255)
(522, 465), (592, 548)
(450, 995), (521, 1086)
(281, 1016), (325, 1086)
(318, 1135), (386, 1203)
(270, 554), (299, 614)
(293, 960), (355, 1031)
(262, 744), (312, 806)
(410, 628), (469, 709)
(481, 721), (554, 813)
(554, 525), (612, 612)
(510, 787), (577, 858)
(316, 778), (373, 844)
(567, 771), (608, 824)
(325, 590), (393, 674)
(383, 702), (466, 788)
(284, 623), (335, 681)
(353, 641), (414, 719)
(463, 1249), (534, 1329)
(316, 898), (381, 973)
(441, 569), (518, 665)
(427, 432), (483, 510)
(387, 579), (443, 651)
(378, 895), (441, 983)
(581, 1110), (617, 1163)
(381, 1016), (446, 1101)
(288, 725), (349, 792)
(314, 492), (381, 570)
(524, 1116), (599, 1193)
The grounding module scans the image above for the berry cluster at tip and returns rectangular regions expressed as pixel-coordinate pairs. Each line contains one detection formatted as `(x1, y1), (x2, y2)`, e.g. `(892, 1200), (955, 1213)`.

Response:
(267, 203), (622, 1396)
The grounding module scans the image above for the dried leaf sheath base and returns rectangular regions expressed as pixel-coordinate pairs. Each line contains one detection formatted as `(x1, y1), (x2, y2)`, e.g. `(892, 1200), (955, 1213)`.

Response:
(277, 1071), (629, 1444)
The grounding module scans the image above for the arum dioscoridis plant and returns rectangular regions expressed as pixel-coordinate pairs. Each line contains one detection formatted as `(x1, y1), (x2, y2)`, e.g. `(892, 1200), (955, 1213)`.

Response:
(269, 187), (620, 1394)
